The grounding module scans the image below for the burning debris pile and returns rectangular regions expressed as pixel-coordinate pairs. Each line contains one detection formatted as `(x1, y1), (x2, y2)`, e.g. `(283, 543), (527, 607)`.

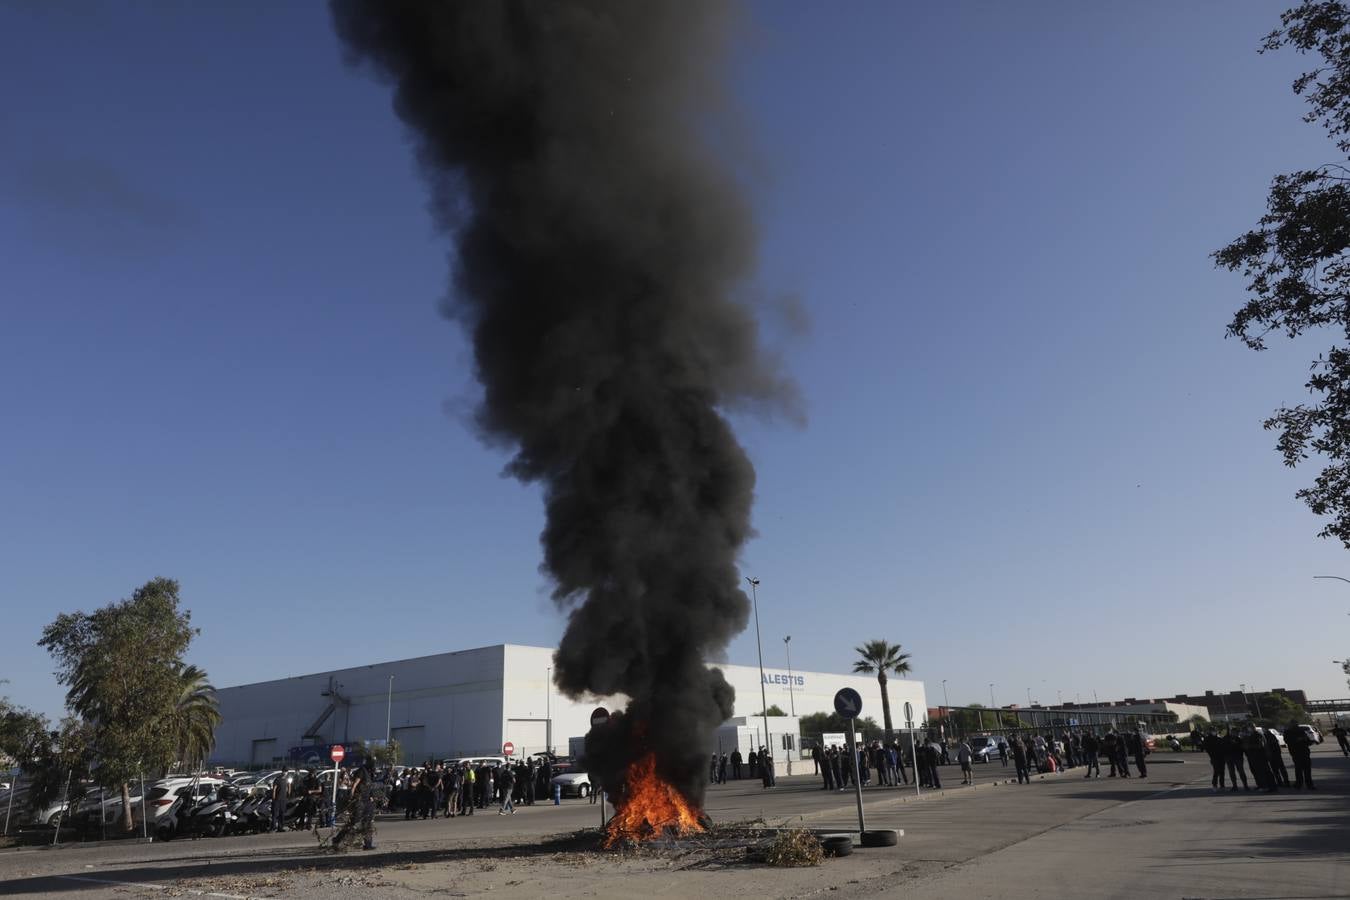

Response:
(331, 0), (795, 841)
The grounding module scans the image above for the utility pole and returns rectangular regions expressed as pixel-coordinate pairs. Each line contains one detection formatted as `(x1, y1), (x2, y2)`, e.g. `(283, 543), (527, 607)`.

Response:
(385, 675), (394, 744)
(747, 577), (771, 770)
(783, 636), (796, 717)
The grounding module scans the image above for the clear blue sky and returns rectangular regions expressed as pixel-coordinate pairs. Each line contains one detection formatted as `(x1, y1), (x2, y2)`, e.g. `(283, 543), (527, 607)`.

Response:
(3, 1), (1348, 724)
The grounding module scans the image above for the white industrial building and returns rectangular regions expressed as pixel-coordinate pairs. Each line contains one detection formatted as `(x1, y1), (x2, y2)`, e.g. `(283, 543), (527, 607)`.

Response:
(209, 643), (926, 775)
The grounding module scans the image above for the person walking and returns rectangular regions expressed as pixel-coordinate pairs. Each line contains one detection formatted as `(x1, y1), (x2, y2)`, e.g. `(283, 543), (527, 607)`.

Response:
(1103, 732), (1119, 777)
(498, 763), (516, 815)
(731, 748), (743, 779)
(747, 749), (758, 780)
(328, 762), (377, 851)
(1284, 721), (1316, 790)
(814, 746), (831, 790)
(998, 740), (1008, 768)
(718, 754), (729, 785)
(1332, 723), (1349, 757)
(957, 739), (973, 785)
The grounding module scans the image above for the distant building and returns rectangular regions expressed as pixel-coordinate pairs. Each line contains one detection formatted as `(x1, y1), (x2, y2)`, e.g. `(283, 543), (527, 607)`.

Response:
(1061, 688), (1308, 723)
(208, 643), (926, 778)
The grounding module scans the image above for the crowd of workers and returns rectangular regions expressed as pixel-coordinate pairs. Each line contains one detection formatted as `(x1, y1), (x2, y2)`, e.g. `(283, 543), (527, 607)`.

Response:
(1198, 722), (1320, 791)
(708, 747), (777, 787)
(387, 758), (560, 816)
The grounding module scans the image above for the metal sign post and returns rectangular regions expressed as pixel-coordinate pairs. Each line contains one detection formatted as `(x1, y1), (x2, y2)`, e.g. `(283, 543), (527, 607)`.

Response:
(834, 688), (866, 834)
(330, 744), (345, 817)
(3, 772), (15, 836)
(590, 707), (609, 829)
(904, 701), (920, 796)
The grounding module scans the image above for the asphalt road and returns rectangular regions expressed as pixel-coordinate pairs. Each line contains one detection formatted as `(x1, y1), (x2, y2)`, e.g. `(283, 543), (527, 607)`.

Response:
(0, 746), (1344, 899)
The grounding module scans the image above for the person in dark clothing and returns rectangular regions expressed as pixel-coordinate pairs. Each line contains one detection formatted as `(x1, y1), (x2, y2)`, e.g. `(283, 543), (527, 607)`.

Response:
(498, 764), (516, 814)
(1103, 733), (1120, 777)
(731, 749), (743, 779)
(814, 746), (832, 790)
(1114, 733), (1132, 778)
(1223, 731), (1249, 791)
(328, 763), (377, 851)
(1332, 724), (1349, 756)
(709, 754), (719, 784)
(1012, 737), (1030, 785)
(1205, 732), (1227, 790)
(1284, 721), (1316, 789)
(926, 742), (943, 789)
(998, 740), (1008, 768)
(1129, 731), (1148, 778)
(1243, 729), (1275, 791)
(747, 750), (758, 779)
(271, 768), (291, 832)
(1264, 729), (1290, 788)
(1081, 733), (1100, 778)
(524, 761), (537, 805)
(759, 748), (775, 788)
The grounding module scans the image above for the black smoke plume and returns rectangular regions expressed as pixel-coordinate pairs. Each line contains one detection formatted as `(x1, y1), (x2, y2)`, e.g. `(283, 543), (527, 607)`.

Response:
(330, 0), (793, 808)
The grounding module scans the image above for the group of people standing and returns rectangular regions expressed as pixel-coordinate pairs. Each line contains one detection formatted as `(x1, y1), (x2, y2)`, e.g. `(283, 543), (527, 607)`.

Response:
(708, 747), (776, 787)
(1202, 723), (1317, 792)
(390, 758), (553, 818)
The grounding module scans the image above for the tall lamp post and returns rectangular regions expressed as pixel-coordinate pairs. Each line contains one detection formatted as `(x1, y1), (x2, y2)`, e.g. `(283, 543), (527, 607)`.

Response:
(989, 683), (996, 710)
(783, 635), (796, 717)
(546, 666), (552, 755)
(747, 577), (770, 764)
(385, 675), (394, 744)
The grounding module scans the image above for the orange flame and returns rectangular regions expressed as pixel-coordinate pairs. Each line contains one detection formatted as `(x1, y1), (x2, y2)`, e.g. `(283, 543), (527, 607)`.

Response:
(603, 753), (705, 847)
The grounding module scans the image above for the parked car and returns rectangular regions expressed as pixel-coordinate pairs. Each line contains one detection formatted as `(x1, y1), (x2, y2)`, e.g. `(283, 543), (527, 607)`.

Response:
(550, 770), (592, 798)
(967, 735), (1002, 762)
(1298, 724), (1323, 744)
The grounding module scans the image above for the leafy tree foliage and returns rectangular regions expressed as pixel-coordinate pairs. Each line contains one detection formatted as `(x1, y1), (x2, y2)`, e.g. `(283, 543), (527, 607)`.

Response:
(851, 640), (913, 740)
(799, 711), (884, 742)
(0, 692), (47, 768)
(37, 577), (215, 830)
(754, 704), (788, 717)
(1254, 691), (1308, 725)
(1216, 1), (1350, 545)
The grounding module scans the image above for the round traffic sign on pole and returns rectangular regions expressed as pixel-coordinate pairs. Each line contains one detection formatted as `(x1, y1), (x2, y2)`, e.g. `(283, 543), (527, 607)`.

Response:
(503, 741), (515, 757)
(330, 745), (345, 763)
(590, 707), (610, 728)
(903, 701), (914, 726)
(834, 688), (863, 720)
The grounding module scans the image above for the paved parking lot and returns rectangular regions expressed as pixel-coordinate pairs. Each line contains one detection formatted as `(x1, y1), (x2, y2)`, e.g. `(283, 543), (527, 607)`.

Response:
(0, 747), (1344, 899)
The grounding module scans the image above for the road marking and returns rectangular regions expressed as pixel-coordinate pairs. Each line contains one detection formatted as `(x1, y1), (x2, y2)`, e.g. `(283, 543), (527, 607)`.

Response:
(55, 874), (273, 899)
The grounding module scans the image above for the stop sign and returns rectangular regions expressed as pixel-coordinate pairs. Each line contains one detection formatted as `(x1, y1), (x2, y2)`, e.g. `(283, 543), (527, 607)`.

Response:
(330, 744), (345, 763)
(503, 741), (515, 757)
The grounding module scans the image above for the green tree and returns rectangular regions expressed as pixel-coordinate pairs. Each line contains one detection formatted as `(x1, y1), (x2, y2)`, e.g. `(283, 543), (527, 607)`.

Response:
(361, 738), (403, 768)
(1215, 1), (1350, 545)
(799, 711), (883, 742)
(851, 640), (913, 740)
(167, 664), (221, 772)
(0, 692), (48, 769)
(1254, 692), (1307, 726)
(754, 705), (788, 716)
(38, 577), (202, 831)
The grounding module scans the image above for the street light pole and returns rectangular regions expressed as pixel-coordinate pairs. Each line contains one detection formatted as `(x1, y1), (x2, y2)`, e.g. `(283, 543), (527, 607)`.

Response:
(989, 683), (996, 709)
(546, 666), (552, 755)
(747, 577), (771, 772)
(385, 675), (393, 744)
(783, 636), (796, 717)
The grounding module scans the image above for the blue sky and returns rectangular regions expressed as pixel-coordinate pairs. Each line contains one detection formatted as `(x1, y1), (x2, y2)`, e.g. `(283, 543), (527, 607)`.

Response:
(3, 1), (1348, 723)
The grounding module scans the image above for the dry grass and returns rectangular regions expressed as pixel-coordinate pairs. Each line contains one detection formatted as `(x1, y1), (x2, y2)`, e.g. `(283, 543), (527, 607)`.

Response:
(760, 828), (824, 867)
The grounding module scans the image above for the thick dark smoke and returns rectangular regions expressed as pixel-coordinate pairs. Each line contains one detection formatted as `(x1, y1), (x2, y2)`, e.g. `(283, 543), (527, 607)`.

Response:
(330, 0), (793, 807)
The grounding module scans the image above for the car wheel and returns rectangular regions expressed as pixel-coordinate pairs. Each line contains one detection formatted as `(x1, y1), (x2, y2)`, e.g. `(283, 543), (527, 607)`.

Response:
(47, 812), (63, 828)
(578, 785), (590, 798)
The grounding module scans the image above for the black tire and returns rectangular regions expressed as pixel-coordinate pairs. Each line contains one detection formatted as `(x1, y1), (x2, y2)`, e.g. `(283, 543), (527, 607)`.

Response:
(578, 784), (590, 798)
(46, 812), (63, 828)
(860, 829), (899, 848)
(821, 834), (853, 857)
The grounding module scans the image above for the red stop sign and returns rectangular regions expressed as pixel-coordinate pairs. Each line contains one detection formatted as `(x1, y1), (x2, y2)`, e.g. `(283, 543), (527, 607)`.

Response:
(330, 744), (345, 763)
(503, 741), (515, 757)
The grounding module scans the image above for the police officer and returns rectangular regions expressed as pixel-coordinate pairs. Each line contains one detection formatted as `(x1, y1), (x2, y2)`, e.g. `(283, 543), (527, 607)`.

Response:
(1264, 728), (1290, 788)
(1224, 729), (1249, 791)
(1284, 720), (1316, 789)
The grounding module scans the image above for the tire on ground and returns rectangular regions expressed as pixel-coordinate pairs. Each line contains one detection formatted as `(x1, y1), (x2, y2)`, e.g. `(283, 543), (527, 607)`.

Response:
(860, 829), (899, 847)
(821, 834), (853, 857)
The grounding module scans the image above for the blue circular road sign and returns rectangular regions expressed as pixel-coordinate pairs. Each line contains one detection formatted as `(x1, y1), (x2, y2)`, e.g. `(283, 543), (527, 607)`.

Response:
(834, 687), (863, 720)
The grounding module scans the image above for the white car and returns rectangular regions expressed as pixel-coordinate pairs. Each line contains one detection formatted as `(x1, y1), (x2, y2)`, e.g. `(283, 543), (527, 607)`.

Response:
(967, 735), (1003, 763)
(1298, 724), (1322, 744)
(550, 771), (592, 798)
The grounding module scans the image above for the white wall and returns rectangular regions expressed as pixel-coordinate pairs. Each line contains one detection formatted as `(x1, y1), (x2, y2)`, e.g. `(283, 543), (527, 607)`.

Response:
(211, 646), (506, 765)
(211, 643), (928, 768)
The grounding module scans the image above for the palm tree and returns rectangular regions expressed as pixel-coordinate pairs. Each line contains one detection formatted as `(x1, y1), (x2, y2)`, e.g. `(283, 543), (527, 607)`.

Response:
(167, 664), (221, 773)
(852, 640), (913, 740)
